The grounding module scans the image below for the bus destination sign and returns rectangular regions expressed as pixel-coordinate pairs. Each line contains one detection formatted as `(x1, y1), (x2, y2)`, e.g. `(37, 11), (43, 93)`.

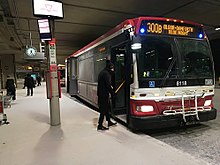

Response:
(162, 24), (193, 36)
(140, 20), (202, 38)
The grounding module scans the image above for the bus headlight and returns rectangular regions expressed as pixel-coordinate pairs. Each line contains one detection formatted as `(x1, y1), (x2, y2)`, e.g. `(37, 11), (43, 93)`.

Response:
(204, 100), (212, 106)
(137, 105), (154, 112)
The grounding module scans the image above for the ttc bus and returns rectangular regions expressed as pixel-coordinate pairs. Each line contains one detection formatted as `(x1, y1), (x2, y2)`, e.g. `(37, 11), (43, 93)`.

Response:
(66, 17), (217, 130)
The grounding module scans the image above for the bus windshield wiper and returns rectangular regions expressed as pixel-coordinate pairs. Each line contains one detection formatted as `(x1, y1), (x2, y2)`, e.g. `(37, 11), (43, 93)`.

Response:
(160, 58), (177, 86)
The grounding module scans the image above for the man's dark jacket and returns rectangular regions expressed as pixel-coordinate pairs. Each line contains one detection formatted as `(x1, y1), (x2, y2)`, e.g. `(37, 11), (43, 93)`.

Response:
(97, 68), (114, 104)
(6, 79), (15, 91)
(24, 76), (35, 88)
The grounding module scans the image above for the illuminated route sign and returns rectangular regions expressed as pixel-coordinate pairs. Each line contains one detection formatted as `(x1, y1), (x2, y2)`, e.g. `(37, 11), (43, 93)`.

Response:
(139, 20), (204, 38)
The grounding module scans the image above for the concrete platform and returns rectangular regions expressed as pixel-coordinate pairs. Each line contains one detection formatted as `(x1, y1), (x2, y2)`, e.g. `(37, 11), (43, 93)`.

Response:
(0, 83), (209, 165)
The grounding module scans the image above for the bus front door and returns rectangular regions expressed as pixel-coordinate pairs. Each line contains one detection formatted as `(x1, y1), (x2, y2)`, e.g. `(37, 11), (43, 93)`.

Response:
(111, 44), (129, 123)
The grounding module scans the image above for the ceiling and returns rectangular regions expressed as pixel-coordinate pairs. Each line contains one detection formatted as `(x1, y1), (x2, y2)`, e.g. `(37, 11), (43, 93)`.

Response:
(0, 0), (220, 65)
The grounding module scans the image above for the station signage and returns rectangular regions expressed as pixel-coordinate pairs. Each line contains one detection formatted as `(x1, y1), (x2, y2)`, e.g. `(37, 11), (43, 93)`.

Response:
(38, 19), (52, 41)
(33, 0), (64, 18)
(49, 38), (57, 65)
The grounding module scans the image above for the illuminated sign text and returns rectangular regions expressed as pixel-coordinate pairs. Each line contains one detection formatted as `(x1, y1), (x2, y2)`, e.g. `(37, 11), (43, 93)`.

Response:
(140, 20), (203, 38)
(147, 22), (194, 36)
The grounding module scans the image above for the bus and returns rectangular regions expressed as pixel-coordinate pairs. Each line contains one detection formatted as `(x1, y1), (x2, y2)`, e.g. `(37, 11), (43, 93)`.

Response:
(66, 17), (217, 130)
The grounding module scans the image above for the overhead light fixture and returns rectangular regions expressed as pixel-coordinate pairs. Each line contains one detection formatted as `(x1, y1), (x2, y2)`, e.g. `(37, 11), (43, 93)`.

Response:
(215, 27), (220, 31)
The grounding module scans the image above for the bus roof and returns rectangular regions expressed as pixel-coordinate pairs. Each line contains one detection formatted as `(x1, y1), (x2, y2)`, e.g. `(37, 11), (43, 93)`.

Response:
(67, 17), (203, 59)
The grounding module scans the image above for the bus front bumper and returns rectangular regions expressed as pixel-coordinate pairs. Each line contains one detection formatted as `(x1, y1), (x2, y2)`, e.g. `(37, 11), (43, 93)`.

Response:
(129, 108), (217, 130)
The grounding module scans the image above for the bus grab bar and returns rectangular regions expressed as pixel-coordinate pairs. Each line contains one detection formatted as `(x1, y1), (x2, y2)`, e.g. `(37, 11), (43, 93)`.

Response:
(115, 80), (125, 94)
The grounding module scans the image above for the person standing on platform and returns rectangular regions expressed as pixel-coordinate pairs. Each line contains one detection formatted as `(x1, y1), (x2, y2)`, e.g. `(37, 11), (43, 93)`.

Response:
(24, 74), (35, 96)
(5, 75), (16, 100)
(36, 75), (41, 86)
(97, 61), (117, 131)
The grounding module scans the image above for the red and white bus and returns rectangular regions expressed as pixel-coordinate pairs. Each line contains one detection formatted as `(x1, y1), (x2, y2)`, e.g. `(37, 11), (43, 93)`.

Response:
(66, 17), (216, 130)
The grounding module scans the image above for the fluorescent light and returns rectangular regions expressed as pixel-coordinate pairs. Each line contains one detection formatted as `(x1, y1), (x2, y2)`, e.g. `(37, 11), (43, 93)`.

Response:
(215, 27), (220, 31)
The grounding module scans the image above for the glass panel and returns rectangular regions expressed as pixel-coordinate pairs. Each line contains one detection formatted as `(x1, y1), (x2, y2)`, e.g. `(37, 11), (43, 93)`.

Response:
(177, 39), (213, 78)
(135, 36), (214, 88)
(94, 53), (106, 82)
(138, 37), (176, 79)
(114, 48), (126, 109)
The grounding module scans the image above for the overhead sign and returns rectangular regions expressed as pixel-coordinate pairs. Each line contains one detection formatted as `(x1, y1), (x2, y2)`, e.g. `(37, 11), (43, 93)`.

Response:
(49, 41), (57, 65)
(38, 19), (52, 41)
(33, 0), (64, 18)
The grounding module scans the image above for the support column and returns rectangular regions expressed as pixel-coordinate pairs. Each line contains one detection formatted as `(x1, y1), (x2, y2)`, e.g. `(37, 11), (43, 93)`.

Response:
(47, 38), (61, 126)
(49, 70), (60, 126)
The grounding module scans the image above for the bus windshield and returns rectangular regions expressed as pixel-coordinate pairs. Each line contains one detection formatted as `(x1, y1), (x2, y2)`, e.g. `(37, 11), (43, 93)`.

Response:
(136, 36), (214, 87)
(177, 39), (213, 78)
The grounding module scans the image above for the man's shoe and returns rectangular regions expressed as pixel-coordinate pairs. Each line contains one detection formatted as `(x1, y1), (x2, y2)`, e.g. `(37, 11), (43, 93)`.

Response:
(108, 121), (117, 127)
(97, 125), (109, 131)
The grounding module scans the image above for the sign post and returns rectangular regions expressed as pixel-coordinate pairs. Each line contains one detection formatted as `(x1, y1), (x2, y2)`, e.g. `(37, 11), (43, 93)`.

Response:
(47, 38), (61, 126)
(32, 0), (63, 126)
